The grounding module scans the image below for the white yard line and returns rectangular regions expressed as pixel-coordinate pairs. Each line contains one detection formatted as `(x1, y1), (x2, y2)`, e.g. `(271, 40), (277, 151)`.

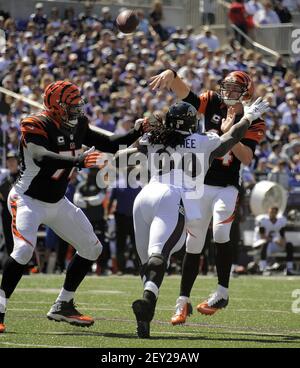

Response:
(6, 305), (290, 314)
(16, 288), (123, 294)
(0, 341), (80, 348)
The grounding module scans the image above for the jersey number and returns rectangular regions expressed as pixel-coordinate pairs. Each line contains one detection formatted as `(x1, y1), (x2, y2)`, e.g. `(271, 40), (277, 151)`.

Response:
(51, 149), (82, 180)
(217, 151), (233, 166)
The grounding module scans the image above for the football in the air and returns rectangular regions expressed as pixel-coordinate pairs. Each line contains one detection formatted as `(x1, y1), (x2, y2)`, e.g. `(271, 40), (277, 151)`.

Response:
(116, 10), (139, 34)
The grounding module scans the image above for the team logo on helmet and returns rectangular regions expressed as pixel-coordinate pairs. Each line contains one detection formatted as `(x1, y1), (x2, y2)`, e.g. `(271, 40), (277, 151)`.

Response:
(165, 102), (198, 134)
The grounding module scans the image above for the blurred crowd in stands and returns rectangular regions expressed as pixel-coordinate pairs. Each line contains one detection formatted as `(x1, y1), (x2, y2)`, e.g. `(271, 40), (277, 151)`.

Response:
(0, 0), (300, 274)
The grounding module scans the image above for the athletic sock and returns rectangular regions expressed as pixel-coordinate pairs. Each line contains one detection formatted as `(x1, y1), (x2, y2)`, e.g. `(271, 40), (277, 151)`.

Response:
(63, 254), (93, 292)
(215, 242), (233, 289)
(56, 288), (75, 303)
(179, 253), (201, 297)
(0, 256), (26, 299)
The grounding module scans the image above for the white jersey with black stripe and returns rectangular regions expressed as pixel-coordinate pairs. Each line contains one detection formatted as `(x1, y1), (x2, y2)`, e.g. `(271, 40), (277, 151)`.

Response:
(139, 131), (221, 221)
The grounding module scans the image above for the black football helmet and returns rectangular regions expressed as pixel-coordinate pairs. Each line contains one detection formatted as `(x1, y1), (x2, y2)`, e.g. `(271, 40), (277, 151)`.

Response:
(165, 102), (198, 134)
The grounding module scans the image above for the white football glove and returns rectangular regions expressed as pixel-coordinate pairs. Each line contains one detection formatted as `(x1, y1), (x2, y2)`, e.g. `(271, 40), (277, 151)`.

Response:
(134, 118), (144, 131)
(243, 97), (269, 123)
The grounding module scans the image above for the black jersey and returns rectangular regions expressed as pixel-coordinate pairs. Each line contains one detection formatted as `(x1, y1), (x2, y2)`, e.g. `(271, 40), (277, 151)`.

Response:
(15, 112), (139, 203)
(184, 90), (266, 188)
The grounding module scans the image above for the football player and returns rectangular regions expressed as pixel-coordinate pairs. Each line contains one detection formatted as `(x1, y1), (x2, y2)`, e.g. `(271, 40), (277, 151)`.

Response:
(149, 70), (267, 323)
(0, 80), (145, 333)
(117, 99), (268, 338)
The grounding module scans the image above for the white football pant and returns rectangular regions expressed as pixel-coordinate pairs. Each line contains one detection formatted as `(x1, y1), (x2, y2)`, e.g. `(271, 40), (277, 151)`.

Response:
(133, 182), (186, 265)
(186, 184), (238, 254)
(7, 187), (102, 265)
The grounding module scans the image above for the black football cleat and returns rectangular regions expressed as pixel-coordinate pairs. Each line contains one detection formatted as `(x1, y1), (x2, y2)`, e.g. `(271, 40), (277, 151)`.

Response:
(47, 299), (94, 327)
(132, 298), (155, 338)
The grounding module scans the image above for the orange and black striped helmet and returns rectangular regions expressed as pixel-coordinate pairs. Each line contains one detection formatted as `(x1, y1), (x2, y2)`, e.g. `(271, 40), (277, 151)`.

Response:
(220, 71), (254, 106)
(43, 80), (84, 129)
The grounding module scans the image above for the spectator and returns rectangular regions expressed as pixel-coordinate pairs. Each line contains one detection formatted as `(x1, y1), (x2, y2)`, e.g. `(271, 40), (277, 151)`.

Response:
(136, 9), (151, 35)
(253, 206), (295, 275)
(282, 0), (300, 11)
(282, 109), (300, 133)
(107, 171), (142, 274)
(282, 136), (300, 160)
(253, 0), (281, 25)
(99, 7), (114, 32)
(29, 2), (47, 31)
(94, 107), (116, 133)
(0, 151), (19, 257)
(78, 2), (99, 27)
(149, 0), (169, 41)
(245, 0), (263, 15)
(48, 7), (62, 30)
(268, 159), (291, 190)
(228, 0), (248, 46)
(0, 75), (14, 116)
(273, 0), (292, 23)
(192, 26), (220, 51)
(200, 0), (216, 25)
(267, 142), (284, 168)
(254, 157), (270, 181)
(271, 56), (287, 79)
(245, 0), (263, 33)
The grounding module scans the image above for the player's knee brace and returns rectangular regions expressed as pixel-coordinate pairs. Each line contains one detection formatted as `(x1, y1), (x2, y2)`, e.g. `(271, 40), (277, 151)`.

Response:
(11, 244), (34, 265)
(78, 238), (103, 261)
(144, 253), (167, 290)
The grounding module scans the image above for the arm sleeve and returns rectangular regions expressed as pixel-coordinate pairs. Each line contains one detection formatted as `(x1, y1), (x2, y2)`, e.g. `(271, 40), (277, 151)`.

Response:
(183, 90), (201, 111)
(27, 142), (78, 169)
(24, 133), (50, 148)
(84, 126), (141, 153)
(209, 116), (251, 161)
(184, 90), (216, 114)
(243, 119), (266, 144)
(240, 138), (257, 155)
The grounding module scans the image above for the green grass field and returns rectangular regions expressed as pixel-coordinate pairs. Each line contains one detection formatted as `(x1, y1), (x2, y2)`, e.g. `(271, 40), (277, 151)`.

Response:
(0, 274), (300, 348)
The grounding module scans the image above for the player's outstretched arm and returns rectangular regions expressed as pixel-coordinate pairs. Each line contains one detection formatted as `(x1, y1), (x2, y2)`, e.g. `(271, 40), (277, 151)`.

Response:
(209, 98), (269, 164)
(149, 69), (190, 99)
(85, 119), (146, 154)
(28, 143), (103, 169)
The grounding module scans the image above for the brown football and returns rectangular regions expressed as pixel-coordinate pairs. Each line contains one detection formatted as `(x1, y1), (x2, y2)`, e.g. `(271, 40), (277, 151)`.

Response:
(116, 10), (139, 34)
